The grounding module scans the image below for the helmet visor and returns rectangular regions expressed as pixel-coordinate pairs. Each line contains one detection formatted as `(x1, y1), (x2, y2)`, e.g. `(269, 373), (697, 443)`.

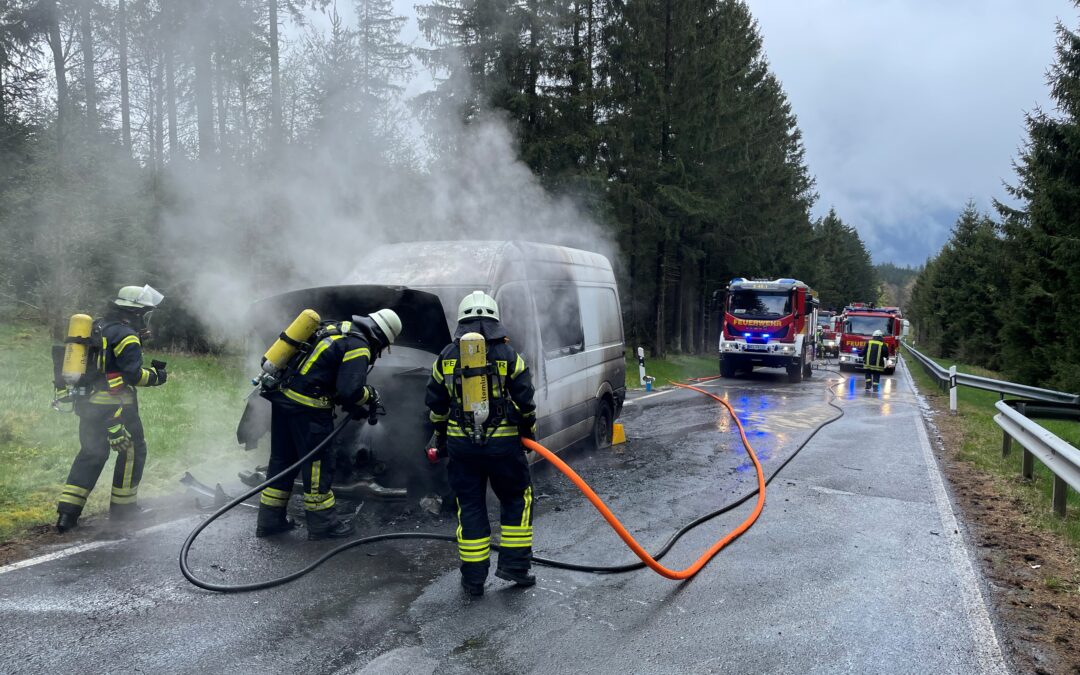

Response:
(134, 285), (165, 308)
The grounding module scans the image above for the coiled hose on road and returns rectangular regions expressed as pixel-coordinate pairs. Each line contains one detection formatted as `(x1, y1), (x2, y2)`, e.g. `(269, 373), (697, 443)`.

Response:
(180, 376), (847, 592)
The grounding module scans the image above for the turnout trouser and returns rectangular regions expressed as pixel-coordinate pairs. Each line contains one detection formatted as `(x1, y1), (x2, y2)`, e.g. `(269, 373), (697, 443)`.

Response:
(447, 450), (533, 585)
(58, 400), (148, 516)
(258, 403), (342, 534)
(865, 369), (882, 389)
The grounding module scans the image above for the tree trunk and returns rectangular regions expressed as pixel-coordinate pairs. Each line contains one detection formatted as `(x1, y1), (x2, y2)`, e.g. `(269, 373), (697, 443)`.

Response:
(192, 3), (215, 159)
(118, 0), (131, 152)
(268, 0), (281, 149)
(654, 238), (667, 357)
(215, 54), (228, 157)
(672, 249), (684, 352)
(154, 53), (165, 170)
(79, 0), (98, 133)
(44, 0), (68, 157)
(164, 0), (178, 156)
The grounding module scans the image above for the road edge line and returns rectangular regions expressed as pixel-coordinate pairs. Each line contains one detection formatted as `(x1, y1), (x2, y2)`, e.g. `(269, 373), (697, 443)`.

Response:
(0, 539), (122, 576)
(901, 358), (1009, 674)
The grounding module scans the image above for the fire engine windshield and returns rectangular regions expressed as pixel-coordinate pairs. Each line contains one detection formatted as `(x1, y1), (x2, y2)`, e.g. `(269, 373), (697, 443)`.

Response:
(844, 315), (893, 336)
(728, 290), (791, 318)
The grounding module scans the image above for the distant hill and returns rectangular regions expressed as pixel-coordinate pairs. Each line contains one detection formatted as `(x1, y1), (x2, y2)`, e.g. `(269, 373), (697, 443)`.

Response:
(876, 263), (920, 310)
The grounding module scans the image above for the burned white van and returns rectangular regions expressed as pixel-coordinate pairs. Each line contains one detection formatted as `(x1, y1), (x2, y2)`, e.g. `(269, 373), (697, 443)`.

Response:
(237, 241), (625, 499)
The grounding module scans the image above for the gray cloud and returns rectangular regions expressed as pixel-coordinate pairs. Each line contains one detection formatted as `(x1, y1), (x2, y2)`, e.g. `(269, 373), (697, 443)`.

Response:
(746, 0), (1073, 265)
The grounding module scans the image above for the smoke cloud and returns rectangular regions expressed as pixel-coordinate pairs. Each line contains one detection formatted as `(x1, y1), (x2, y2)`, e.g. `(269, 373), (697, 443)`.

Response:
(161, 110), (615, 343)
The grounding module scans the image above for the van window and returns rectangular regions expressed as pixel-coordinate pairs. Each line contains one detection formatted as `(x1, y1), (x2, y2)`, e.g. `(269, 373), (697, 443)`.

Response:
(494, 283), (535, 365)
(534, 283), (585, 359)
(579, 287), (621, 347)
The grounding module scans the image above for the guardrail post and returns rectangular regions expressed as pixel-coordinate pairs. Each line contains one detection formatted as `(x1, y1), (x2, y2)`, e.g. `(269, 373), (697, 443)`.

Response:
(1014, 403), (1035, 480)
(1001, 428), (1012, 457)
(949, 366), (957, 414)
(1052, 475), (1068, 518)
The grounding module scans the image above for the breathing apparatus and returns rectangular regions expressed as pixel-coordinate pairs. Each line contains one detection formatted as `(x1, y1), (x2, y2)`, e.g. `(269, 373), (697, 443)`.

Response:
(51, 285), (165, 412)
(254, 309), (322, 391)
(458, 332), (490, 443)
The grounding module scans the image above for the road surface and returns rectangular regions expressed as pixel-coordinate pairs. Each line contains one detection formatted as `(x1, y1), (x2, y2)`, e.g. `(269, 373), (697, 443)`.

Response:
(0, 360), (1008, 674)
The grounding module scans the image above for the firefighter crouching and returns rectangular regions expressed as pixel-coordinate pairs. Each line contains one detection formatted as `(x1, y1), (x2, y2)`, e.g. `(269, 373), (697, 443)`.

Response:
(256, 309), (402, 540)
(56, 285), (167, 533)
(425, 291), (538, 597)
(864, 330), (889, 391)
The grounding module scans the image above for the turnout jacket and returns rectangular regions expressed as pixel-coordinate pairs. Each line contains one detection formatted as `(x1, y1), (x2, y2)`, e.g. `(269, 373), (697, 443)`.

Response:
(271, 320), (377, 411)
(425, 318), (537, 454)
(86, 319), (164, 406)
(864, 338), (889, 372)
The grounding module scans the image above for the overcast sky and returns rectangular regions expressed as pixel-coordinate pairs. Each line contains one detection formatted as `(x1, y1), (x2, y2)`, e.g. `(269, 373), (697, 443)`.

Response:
(320, 1), (1075, 267)
(745, 0), (1075, 266)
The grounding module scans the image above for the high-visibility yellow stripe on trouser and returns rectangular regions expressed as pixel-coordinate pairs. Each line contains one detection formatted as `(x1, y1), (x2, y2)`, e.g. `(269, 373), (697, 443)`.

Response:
(261, 486), (291, 508)
(303, 491), (336, 511)
(111, 485), (138, 504)
(458, 537), (491, 563)
(499, 524), (533, 548)
(59, 484), (90, 507)
(521, 486), (533, 527)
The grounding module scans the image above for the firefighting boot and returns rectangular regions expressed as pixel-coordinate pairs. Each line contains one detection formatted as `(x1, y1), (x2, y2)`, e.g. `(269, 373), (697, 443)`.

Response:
(110, 503), (155, 522)
(256, 507), (298, 538)
(461, 577), (485, 597)
(56, 511), (79, 533)
(495, 568), (537, 587)
(307, 519), (354, 541)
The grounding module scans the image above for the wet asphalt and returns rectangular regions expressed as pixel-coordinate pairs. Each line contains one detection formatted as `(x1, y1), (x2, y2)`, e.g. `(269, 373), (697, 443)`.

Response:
(0, 359), (1006, 674)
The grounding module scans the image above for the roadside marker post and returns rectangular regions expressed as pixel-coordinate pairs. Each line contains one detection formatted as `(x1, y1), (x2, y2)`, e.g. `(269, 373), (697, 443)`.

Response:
(949, 365), (958, 414)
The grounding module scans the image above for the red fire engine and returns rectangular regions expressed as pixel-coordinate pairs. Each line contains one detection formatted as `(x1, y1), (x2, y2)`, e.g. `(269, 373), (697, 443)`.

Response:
(718, 278), (820, 383)
(836, 304), (904, 374)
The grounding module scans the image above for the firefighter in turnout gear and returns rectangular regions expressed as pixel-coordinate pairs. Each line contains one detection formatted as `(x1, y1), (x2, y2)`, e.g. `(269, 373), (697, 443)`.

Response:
(56, 285), (167, 533)
(256, 309), (402, 540)
(865, 330), (889, 391)
(425, 291), (538, 597)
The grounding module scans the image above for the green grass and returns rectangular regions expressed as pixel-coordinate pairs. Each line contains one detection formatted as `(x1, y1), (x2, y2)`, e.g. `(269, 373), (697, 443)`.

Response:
(902, 344), (1080, 549)
(0, 320), (257, 539)
(625, 349), (718, 389)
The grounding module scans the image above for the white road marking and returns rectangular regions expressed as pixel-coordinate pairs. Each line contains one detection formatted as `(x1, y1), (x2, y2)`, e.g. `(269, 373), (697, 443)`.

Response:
(0, 540), (122, 576)
(0, 516), (191, 575)
(623, 388), (677, 405)
(901, 361), (1008, 674)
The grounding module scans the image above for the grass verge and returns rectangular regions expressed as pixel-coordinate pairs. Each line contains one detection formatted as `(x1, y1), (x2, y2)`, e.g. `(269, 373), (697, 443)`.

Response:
(624, 349), (718, 389)
(902, 344), (1080, 549)
(0, 320), (256, 540)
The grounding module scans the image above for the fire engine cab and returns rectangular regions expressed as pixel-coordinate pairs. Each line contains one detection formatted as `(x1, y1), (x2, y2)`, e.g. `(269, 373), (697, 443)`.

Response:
(837, 304), (902, 374)
(718, 278), (819, 383)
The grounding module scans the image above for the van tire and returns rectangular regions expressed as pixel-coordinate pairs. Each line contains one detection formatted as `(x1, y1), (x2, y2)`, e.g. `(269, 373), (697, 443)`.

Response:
(592, 399), (614, 450)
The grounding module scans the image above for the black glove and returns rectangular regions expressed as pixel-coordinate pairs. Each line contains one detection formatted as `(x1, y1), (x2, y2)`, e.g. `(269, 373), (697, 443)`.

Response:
(151, 359), (168, 385)
(107, 423), (134, 454)
(436, 432), (447, 453)
(363, 385), (380, 410)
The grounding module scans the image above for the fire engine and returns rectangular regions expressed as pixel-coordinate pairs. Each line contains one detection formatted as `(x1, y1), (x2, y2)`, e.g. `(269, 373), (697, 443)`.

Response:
(836, 304), (903, 374)
(718, 278), (820, 383)
(817, 310), (840, 358)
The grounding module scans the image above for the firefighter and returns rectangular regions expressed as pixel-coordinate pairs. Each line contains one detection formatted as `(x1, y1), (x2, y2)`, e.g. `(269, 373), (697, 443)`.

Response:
(56, 285), (167, 533)
(864, 329), (889, 391)
(256, 309), (402, 540)
(425, 291), (538, 597)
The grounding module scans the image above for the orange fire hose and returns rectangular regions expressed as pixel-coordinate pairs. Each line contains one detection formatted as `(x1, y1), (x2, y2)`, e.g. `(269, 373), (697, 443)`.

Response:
(522, 381), (766, 580)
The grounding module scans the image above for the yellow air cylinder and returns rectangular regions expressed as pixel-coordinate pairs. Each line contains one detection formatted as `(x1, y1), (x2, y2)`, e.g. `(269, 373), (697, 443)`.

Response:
(62, 314), (94, 386)
(459, 332), (489, 438)
(262, 309), (321, 374)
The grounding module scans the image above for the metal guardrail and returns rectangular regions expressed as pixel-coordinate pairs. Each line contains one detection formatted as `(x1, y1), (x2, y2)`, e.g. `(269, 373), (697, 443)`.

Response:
(902, 342), (1080, 517)
(996, 400), (1080, 517)
(902, 342), (1080, 405)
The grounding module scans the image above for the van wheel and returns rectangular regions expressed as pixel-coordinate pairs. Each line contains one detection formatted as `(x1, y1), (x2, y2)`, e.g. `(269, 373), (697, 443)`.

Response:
(592, 399), (614, 450)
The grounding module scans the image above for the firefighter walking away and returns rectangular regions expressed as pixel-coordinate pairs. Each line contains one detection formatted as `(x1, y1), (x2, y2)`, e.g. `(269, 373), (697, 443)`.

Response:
(426, 291), (538, 597)
(256, 309), (402, 540)
(865, 330), (889, 391)
(55, 285), (167, 533)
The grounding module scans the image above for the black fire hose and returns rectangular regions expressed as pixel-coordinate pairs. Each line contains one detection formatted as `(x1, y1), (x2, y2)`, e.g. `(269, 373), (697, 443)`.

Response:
(180, 377), (847, 592)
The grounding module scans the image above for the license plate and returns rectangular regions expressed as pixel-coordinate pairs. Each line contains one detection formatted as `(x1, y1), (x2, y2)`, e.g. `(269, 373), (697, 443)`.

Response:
(745, 343), (767, 351)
